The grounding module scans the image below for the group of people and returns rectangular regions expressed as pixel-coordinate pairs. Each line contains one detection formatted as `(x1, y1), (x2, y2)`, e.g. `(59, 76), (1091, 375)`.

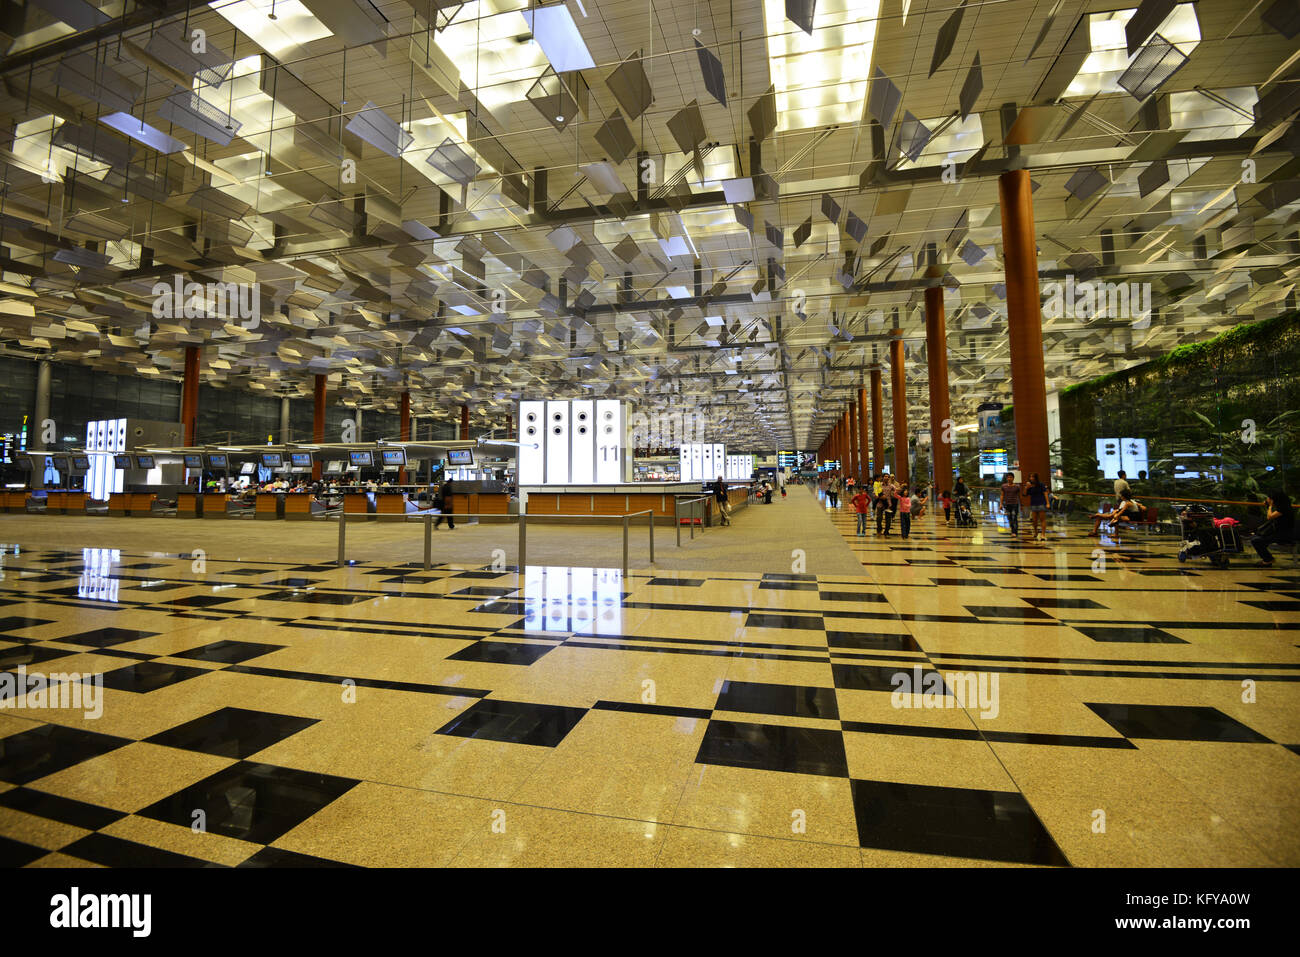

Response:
(999, 471), (1052, 541)
(821, 471), (929, 539)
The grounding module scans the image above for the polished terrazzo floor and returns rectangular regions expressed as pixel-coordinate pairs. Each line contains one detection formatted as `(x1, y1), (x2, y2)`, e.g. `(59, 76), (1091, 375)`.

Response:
(0, 486), (1297, 867)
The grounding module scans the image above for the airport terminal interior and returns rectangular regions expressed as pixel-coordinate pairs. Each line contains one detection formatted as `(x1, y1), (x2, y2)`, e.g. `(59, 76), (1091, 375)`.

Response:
(0, 0), (1298, 870)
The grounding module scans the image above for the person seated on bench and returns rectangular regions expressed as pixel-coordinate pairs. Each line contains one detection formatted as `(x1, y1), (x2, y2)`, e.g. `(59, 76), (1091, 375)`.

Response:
(1251, 489), (1295, 568)
(1087, 490), (1142, 536)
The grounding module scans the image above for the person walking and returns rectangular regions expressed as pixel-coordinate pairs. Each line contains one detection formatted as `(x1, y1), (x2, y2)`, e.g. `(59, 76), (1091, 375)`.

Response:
(850, 485), (870, 536)
(1250, 489), (1294, 567)
(827, 474), (840, 509)
(940, 489), (952, 524)
(712, 475), (731, 526)
(1025, 471), (1050, 541)
(434, 478), (455, 529)
(875, 476), (895, 535)
(1000, 472), (1021, 536)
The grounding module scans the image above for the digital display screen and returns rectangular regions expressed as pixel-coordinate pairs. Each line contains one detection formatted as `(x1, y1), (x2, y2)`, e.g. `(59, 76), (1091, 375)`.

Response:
(51, 456), (69, 472)
(136, 455), (155, 469)
(16, 456), (31, 469)
(72, 456), (90, 470)
(240, 461), (257, 475)
(206, 454), (228, 469)
(349, 451), (373, 467)
(979, 449), (1009, 475)
(113, 455), (133, 469)
(183, 454), (203, 468)
(380, 449), (406, 466)
(290, 452), (313, 467)
(324, 460), (343, 474)
(261, 453), (283, 468)
(447, 449), (474, 466)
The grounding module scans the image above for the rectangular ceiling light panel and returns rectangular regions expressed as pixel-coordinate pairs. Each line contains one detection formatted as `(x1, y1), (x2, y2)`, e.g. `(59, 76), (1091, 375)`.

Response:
(762, 0), (881, 131)
(521, 4), (596, 72)
(208, 0), (333, 56)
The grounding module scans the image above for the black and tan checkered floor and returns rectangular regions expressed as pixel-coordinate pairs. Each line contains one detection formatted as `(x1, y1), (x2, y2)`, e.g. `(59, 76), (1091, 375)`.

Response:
(1, 491), (1297, 867)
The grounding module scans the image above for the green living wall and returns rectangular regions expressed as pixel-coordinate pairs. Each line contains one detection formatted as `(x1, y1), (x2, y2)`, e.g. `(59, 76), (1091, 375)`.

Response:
(1057, 309), (1300, 501)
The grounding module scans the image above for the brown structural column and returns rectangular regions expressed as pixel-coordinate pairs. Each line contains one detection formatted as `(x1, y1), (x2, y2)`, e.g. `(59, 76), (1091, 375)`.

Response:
(869, 367), (884, 478)
(924, 277), (953, 492)
(999, 168), (1050, 483)
(889, 329), (908, 486)
(398, 391), (411, 484)
(181, 345), (200, 447)
(857, 387), (869, 479)
(459, 404), (470, 440)
(847, 403), (858, 482)
(312, 374), (326, 480)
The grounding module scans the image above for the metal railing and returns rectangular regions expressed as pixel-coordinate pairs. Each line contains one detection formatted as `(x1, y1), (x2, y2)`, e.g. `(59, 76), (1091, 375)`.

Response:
(335, 508), (656, 577)
(674, 496), (710, 546)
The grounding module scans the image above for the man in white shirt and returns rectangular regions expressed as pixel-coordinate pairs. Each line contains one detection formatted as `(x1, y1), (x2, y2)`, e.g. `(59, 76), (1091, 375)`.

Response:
(1113, 471), (1131, 499)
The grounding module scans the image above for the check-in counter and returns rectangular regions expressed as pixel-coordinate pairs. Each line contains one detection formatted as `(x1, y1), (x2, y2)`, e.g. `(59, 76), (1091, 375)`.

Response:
(44, 491), (87, 514)
(343, 491), (374, 518)
(177, 492), (202, 517)
(256, 492), (285, 520)
(1, 490), (30, 512)
(373, 491), (408, 516)
(444, 491), (511, 521)
(283, 493), (315, 520)
(202, 493), (232, 518)
(520, 483), (701, 526)
(107, 492), (156, 516)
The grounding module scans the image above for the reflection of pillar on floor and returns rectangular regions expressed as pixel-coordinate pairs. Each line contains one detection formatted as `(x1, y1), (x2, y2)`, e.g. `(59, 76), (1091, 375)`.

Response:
(847, 403), (858, 484)
(869, 366), (884, 479)
(999, 168), (1050, 483)
(312, 374), (326, 480)
(890, 329), (908, 487)
(924, 275), (953, 492)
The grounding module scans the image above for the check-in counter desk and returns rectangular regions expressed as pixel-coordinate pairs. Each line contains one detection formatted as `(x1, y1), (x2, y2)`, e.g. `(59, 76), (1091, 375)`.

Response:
(256, 492), (286, 520)
(107, 492), (156, 516)
(44, 491), (87, 514)
(521, 483), (706, 526)
(202, 493), (233, 518)
(0, 490), (28, 512)
(178, 492), (202, 517)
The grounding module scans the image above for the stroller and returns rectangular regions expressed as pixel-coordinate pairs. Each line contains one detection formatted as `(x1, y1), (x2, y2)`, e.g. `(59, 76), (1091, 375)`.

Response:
(1176, 504), (1242, 568)
(954, 494), (978, 528)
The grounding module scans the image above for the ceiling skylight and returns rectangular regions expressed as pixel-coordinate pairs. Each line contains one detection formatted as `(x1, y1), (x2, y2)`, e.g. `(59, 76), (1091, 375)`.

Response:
(209, 0), (333, 56)
(1066, 3), (1200, 98)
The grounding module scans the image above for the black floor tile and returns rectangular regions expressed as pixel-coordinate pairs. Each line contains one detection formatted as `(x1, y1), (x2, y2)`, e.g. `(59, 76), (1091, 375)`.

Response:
(260, 578), (322, 588)
(0, 834), (48, 867)
(145, 707), (320, 758)
(1073, 625), (1186, 644)
(0, 644), (77, 669)
(220, 568), (278, 576)
(471, 599), (531, 615)
(0, 724), (132, 785)
(715, 680), (840, 719)
(255, 590), (365, 605)
(0, 616), (53, 632)
(130, 582), (190, 592)
(930, 578), (996, 587)
(136, 761), (359, 845)
(450, 586), (521, 598)
(238, 846), (357, 867)
(1024, 597), (1105, 609)
(98, 661), (210, 693)
(1085, 703), (1272, 743)
(453, 571), (509, 580)
(56, 627), (158, 648)
(447, 640), (555, 665)
(646, 577), (705, 587)
(0, 786), (126, 830)
(161, 595), (241, 608)
(964, 605), (1053, 620)
(695, 719), (848, 777)
(173, 641), (284, 664)
(819, 591), (888, 603)
(436, 698), (587, 747)
(849, 778), (1069, 865)
(745, 612), (824, 630)
(826, 631), (922, 652)
(762, 573), (818, 582)
(832, 663), (951, 694)
(60, 832), (214, 867)
(758, 580), (819, 591)
(1034, 573), (1102, 582)
(1241, 600), (1300, 611)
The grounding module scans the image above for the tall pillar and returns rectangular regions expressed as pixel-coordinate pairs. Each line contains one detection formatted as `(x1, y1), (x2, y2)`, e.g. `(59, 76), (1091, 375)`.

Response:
(889, 329), (908, 487)
(857, 386), (869, 480)
(460, 404), (469, 440)
(312, 374), (326, 480)
(847, 403), (857, 482)
(279, 396), (290, 444)
(999, 168), (1050, 483)
(869, 366), (884, 480)
(181, 346), (200, 447)
(33, 359), (52, 452)
(399, 391), (411, 484)
(506, 412), (513, 439)
(924, 276), (953, 492)
(353, 407), (363, 441)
